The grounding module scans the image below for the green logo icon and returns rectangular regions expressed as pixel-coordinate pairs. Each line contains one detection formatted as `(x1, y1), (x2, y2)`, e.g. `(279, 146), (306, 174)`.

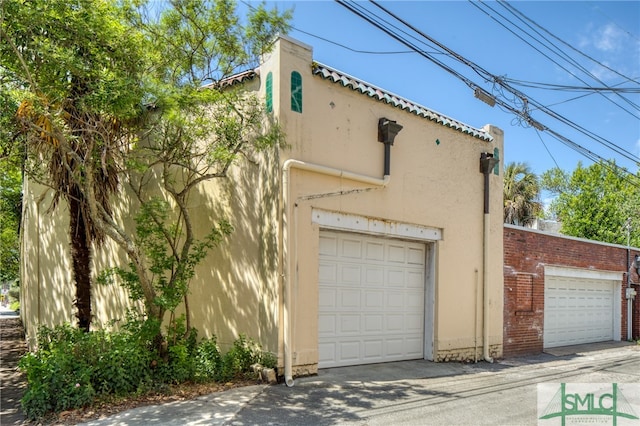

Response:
(539, 383), (639, 425)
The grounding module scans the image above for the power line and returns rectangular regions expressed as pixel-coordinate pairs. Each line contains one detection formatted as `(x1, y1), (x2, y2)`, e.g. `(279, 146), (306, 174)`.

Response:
(367, 0), (640, 165)
(334, 0), (640, 185)
(292, 27), (419, 55)
(470, 0), (640, 118)
(499, 0), (639, 85)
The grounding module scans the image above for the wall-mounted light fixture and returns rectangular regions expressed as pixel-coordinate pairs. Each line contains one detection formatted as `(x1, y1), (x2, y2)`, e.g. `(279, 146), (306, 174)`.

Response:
(378, 118), (403, 145)
(634, 254), (640, 276)
(378, 118), (403, 176)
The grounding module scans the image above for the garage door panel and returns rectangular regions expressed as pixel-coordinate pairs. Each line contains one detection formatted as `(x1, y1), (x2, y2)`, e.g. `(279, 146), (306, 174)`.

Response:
(387, 314), (403, 331)
(544, 274), (615, 348)
(318, 262), (337, 283)
(319, 342), (336, 364)
(341, 265), (362, 284)
(340, 315), (361, 333)
(340, 341), (361, 361)
(318, 315), (336, 335)
(319, 235), (338, 256)
(405, 337), (424, 356)
(365, 242), (384, 261)
(408, 271), (425, 288)
(341, 239), (362, 258)
(318, 230), (426, 368)
(406, 314), (423, 331)
(365, 290), (384, 308)
(318, 288), (336, 308)
(388, 245), (406, 263)
(408, 247), (425, 265)
(364, 314), (383, 332)
(339, 289), (361, 309)
(364, 340), (383, 358)
(366, 267), (384, 285)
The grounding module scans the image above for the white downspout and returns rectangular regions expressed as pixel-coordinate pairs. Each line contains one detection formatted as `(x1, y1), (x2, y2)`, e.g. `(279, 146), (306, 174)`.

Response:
(281, 159), (390, 387)
(483, 213), (493, 363)
(480, 153), (497, 363)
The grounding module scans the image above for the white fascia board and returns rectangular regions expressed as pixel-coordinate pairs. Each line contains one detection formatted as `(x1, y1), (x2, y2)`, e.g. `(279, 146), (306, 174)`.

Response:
(312, 208), (442, 241)
(545, 265), (623, 281)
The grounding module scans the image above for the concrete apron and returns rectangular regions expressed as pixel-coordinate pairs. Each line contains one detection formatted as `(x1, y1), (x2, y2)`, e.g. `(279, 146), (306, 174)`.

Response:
(302, 340), (635, 386)
(542, 340), (635, 357)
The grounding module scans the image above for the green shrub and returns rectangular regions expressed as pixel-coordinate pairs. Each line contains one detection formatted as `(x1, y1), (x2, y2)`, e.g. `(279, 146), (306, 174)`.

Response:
(19, 324), (270, 420)
(194, 336), (222, 382)
(260, 351), (277, 369)
(19, 326), (96, 419)
(219, 334), (263, 381)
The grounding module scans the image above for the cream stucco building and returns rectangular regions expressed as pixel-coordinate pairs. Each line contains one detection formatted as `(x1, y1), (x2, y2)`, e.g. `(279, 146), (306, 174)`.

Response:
(21, 36), (504, 380)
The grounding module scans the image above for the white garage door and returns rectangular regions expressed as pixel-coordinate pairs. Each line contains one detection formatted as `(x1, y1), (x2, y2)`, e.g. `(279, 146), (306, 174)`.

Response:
(544, 275), (616, 348)
(318, 230), (426, 368)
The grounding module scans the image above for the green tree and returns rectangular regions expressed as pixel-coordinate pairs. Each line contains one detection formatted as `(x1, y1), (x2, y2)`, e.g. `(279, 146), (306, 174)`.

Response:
(2, 0), (145, 330)
(503, 162), (542, 226)
(541, 161), (640, 247)
(0, 87), (22, 285)
(0, 166), (21, 284)
(1, 0), (291, 337)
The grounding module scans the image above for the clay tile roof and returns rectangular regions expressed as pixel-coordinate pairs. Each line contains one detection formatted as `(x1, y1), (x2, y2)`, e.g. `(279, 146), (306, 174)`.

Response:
(202, 69), (260, 90)
(312, 62), (493, 142)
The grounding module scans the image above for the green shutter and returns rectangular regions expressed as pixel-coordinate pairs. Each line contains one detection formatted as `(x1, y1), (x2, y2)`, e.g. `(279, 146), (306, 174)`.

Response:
(266, 72), (273, 113)
(493, 147), (500, 175)
(291, 71), (302, 113)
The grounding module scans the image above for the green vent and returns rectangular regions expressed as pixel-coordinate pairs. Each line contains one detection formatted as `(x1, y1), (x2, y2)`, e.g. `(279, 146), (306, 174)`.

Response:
(493, 147), (500, 175)
(291, 71), (302, 113)
(266, 72), (273, 113)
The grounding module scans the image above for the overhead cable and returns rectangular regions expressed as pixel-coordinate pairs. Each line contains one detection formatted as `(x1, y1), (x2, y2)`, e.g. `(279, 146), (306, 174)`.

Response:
(334, 0), (640, 185)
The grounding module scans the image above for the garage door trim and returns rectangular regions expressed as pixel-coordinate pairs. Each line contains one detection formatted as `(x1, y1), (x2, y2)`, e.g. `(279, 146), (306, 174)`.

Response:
(312, 208), (442, 242)
(545, 265), (622, 281)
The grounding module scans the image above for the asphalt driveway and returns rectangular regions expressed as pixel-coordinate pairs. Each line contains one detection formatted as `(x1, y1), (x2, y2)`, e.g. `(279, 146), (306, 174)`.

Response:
(82, 342), (639, 426)
(228, 343), (640, 425)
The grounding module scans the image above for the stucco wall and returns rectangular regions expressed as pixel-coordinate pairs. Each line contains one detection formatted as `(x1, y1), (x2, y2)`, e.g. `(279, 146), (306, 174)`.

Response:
(20, 36), (506, 370)
(267, 37), (504, 368)
(20, 180), (137, 348)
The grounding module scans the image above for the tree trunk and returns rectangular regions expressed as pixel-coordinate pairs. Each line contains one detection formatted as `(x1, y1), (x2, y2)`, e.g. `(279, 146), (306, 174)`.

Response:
(69, 187), (92, 332)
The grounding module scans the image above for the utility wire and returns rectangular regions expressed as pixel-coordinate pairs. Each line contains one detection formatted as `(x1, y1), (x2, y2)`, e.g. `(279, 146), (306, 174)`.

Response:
(534, 129), (561, 170)
(292, 27), (419, 55)
(495, 0), (640, 115)
(367, 0), (640, 166)
(335, 0), (640, 185)
(501, 0), (639, 85)
(471, 0), (640, 118)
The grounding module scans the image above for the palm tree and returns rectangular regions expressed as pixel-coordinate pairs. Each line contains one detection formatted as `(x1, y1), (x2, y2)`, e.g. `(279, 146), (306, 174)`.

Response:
(17, 97), (121, 332)
(503, 162), (542, 226)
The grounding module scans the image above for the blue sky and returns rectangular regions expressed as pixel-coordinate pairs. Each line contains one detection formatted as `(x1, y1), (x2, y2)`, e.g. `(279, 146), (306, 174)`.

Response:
(257, 1), (640, 179)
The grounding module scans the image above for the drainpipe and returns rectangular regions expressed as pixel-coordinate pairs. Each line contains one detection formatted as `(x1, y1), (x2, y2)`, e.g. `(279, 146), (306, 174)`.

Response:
(35, 190), (49, 327)
(627, 254), (632, 342)
(280, 117), (401, 387)
(480, 153), (498, 363)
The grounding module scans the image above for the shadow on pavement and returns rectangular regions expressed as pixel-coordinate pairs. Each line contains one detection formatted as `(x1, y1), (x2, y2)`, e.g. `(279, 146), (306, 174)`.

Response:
(0, 315), (28, 426)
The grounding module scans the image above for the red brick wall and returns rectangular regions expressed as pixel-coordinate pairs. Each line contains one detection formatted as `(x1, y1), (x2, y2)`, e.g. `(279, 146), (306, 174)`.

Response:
(504, 225), (639, 357)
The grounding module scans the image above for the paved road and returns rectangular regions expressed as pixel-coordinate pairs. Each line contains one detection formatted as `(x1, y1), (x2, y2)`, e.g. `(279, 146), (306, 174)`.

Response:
(82, 343), (640, 426)
(227, 345), (640, 426)
(0, 308), (27, 426)
(4, 306), (638, 426)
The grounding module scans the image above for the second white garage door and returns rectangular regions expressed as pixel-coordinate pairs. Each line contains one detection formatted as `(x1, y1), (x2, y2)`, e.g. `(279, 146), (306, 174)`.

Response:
(544, 269), (618, 348)
(318, 230), (426, 368)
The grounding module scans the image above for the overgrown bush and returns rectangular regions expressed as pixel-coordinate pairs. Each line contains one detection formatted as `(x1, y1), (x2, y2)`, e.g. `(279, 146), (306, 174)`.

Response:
(219, 334), (264, 381)
(19, 323), (274, 420)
